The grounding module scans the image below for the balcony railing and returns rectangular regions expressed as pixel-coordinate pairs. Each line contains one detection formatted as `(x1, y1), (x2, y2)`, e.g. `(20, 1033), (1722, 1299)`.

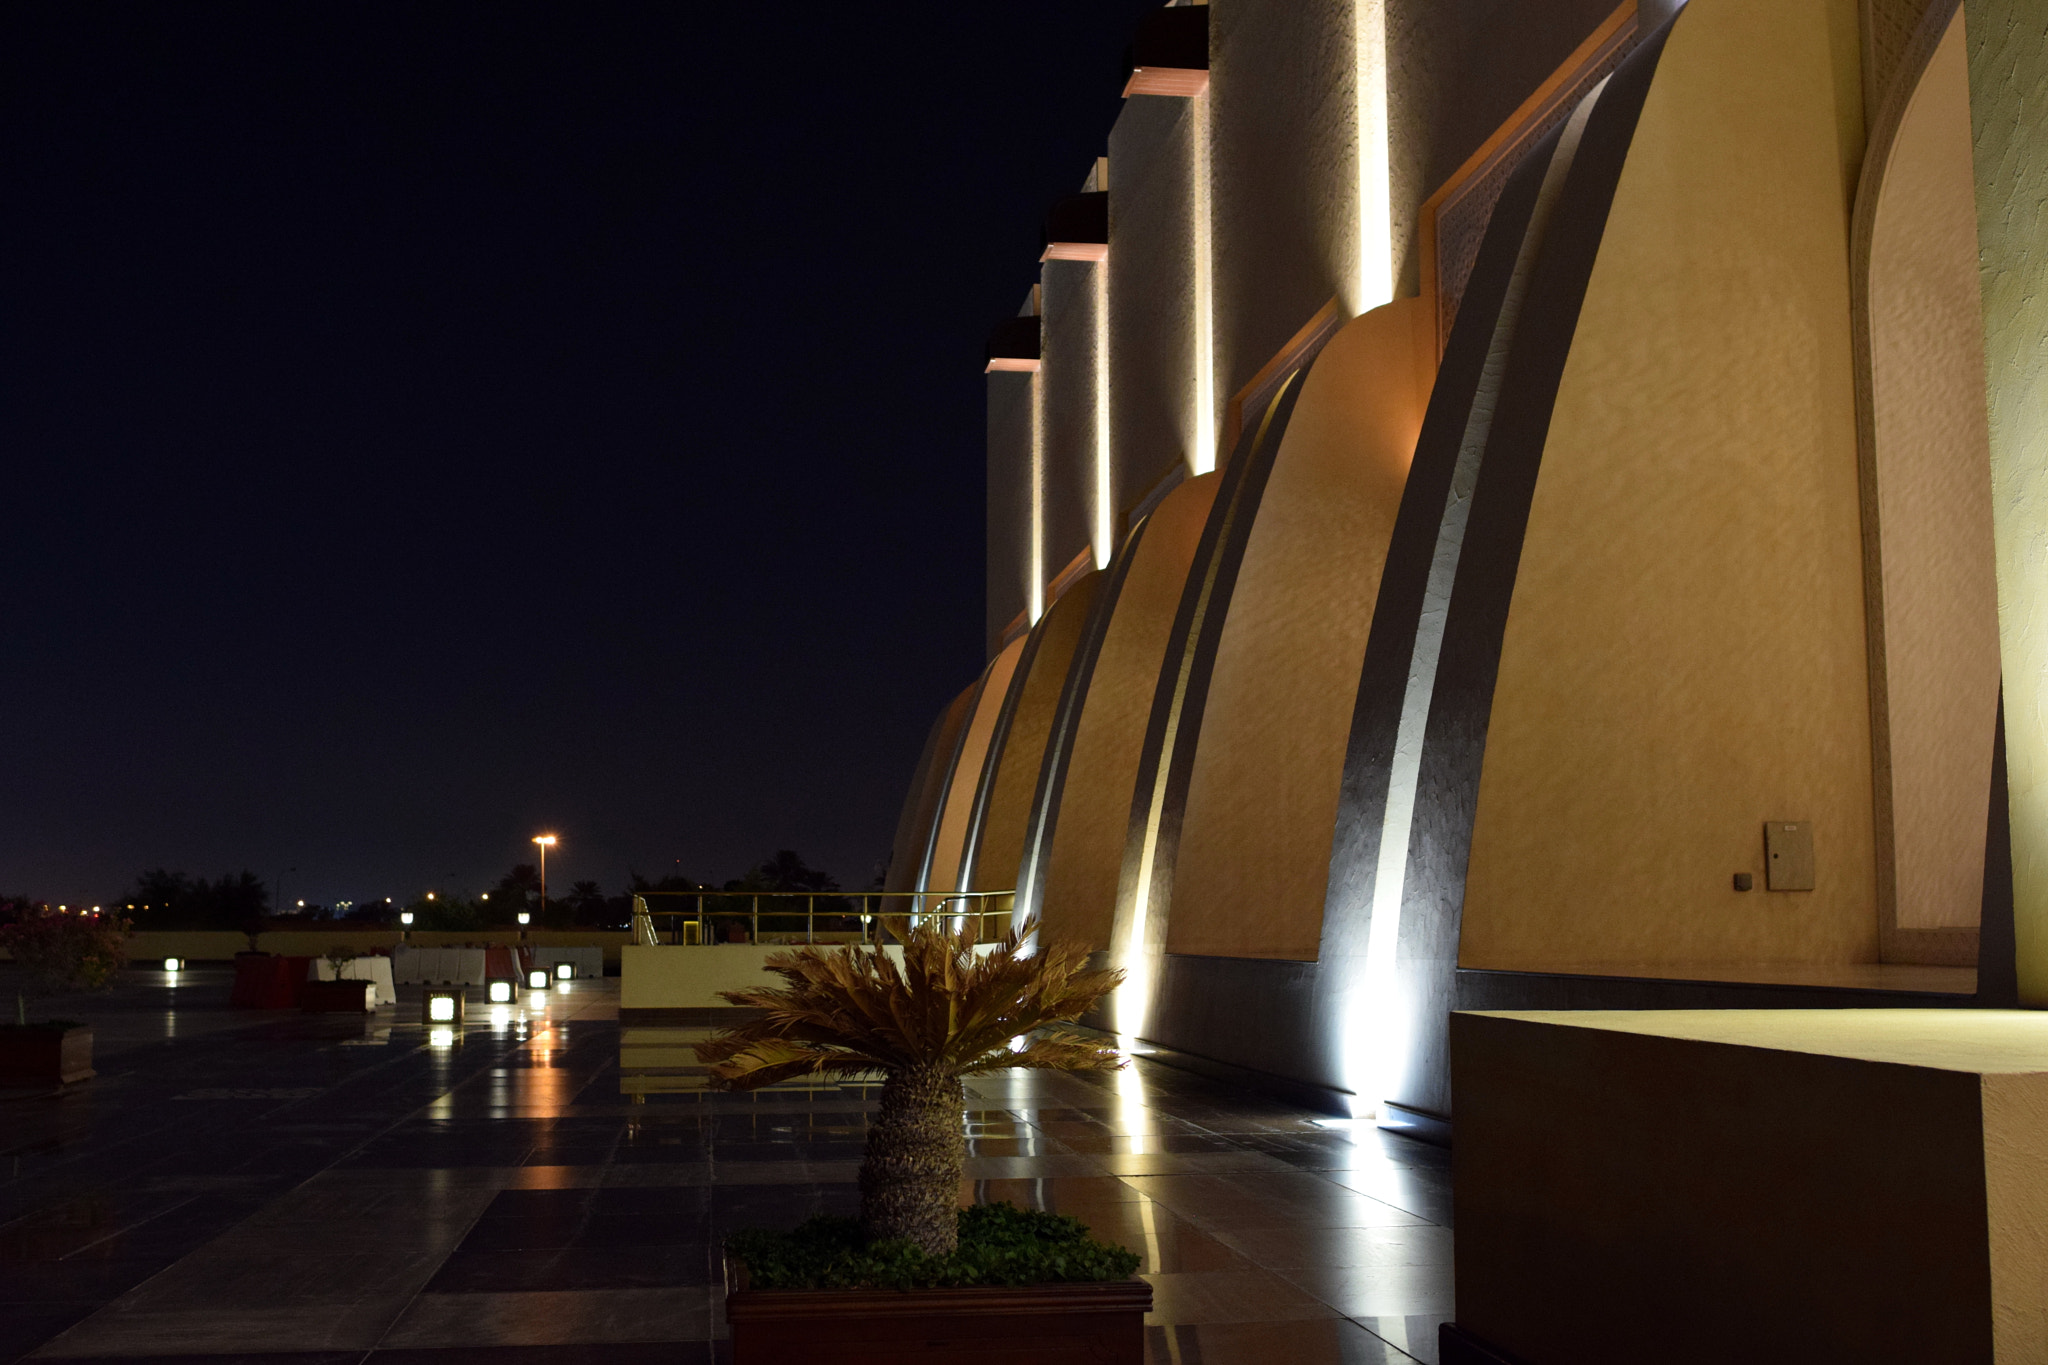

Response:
(628, 889), (1016, 948)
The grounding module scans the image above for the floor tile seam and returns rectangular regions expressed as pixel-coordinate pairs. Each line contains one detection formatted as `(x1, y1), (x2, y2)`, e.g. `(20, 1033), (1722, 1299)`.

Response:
(1344, 1314), (1430, 1364)
(355, 1029), (570, 1356)
(26, 1034), (542, 1355)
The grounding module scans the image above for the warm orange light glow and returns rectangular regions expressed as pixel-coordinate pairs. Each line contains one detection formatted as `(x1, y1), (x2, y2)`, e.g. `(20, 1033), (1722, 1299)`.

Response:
(533, 835), (557, 847)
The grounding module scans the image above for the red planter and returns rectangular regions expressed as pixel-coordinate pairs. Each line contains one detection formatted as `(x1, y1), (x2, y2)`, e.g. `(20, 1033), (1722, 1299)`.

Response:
(229, 953), (314, 1009)
(724, 1263), (1151, 1365)
(0, 1025), (94, 1085)
(300, 979), (375, 1013)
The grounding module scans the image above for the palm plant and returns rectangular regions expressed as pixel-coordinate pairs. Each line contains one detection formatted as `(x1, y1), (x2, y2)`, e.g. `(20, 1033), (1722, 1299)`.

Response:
(694, 917), (1124, 1256)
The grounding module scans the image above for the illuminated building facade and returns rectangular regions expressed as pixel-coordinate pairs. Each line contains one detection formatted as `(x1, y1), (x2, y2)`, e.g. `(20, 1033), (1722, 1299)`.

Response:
(891, 0), (2048, 1134)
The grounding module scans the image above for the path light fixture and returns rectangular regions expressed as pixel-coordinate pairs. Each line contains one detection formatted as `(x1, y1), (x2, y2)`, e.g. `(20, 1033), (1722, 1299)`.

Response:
(556, 961), (574, 981)
(163, 957), (183, 972)
(488, 980), (515, 1004)
(425, 988), (465, 1025)
(517, 912), (531, 926)
(400, 911), (415, 926)
(528, 968), (550, 990)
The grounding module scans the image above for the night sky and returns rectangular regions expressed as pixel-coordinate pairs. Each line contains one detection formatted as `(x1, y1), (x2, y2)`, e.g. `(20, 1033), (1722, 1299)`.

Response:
(2, 2), (1158, 907)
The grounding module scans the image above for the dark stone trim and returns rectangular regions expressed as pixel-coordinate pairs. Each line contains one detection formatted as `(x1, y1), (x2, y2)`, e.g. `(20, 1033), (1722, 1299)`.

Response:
(1977, 693), (2018, 1005)
(1112, 368), (1313, 969)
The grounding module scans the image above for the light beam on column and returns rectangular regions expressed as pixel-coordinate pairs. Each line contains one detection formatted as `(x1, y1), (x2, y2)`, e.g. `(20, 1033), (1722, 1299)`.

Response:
(1030, 367), (1046, 624)
(1095, 260), (1113, 568)
(1354, 0), (1393, 314)
(1191, 90), (1217, 475)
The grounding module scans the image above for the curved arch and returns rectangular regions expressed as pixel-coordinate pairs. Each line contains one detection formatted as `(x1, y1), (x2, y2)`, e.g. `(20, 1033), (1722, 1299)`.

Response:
(1034, 474), (1221, 949)
(1852, 0), (1997, 961)
(1166, 298), (1434, 960)
(961, 572), (1102, 893)
(921, 637), (1026, 897)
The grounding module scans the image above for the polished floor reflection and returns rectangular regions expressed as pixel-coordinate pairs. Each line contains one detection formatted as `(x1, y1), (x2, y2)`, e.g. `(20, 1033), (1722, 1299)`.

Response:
(1, 965), (1452, 1363)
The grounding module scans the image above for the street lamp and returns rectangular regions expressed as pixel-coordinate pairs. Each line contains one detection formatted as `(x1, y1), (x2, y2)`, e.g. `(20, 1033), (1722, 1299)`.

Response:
(532, 834), (557, 927)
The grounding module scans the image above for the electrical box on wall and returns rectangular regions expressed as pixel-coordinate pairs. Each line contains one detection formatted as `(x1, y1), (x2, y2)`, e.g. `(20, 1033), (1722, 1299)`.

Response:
(1764, 821), (1814, 891)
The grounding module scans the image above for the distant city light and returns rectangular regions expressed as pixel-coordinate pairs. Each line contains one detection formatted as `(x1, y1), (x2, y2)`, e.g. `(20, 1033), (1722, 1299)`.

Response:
(426, 892), (436, 901)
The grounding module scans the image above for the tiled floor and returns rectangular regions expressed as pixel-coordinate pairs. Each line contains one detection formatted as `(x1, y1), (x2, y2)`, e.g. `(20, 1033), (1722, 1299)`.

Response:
(0, 965), (1453, 1363)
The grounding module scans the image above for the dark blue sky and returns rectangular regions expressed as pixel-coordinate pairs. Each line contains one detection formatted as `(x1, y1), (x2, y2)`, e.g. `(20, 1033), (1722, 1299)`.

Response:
(1, 2), (1158, 906)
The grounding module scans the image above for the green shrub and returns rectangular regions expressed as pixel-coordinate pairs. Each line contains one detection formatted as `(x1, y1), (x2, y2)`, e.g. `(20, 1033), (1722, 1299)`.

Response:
(728, 1201), (1141, 1291)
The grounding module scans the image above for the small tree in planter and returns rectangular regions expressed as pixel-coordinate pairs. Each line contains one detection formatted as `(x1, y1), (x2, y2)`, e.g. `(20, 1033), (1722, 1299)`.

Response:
(698, 918), (1152, 1363)
(0, 905), (129, 1085)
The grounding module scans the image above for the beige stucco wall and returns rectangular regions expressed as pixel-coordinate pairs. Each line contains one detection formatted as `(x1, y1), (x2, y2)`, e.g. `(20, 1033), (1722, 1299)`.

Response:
(987, 370), (1035, 653)
(1039, 474), (1221, 950)
(966, 573), (1101, 893)
(1109, 95), (1202, 504)
(1966, 0), (2048, 1003)
(1209, 0), (1360, 409)
(924, 639), (1024, 896)
(1458, 0), (1877, 972)
(1041, 257), (1102, 578)
(1166, 300), (1432, 960)
(1866, 10), (1999, 931)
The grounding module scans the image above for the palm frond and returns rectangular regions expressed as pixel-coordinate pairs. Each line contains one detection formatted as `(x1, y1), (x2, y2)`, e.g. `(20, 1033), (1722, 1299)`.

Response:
(691, 917), (1125, 1091)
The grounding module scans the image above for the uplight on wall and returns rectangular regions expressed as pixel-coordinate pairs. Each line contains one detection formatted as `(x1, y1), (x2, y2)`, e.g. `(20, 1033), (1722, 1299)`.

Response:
(488, 980), (515, 1004)
(555, 961), (574, 980)
(162, 957), (183, 972)
(425, 988), (464, 1024)
(528, 969), (551, 990)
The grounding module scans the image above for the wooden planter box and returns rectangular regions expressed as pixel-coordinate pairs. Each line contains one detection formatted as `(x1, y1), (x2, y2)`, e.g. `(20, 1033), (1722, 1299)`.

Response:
(725, 1260), (1151, 1365)
(301, 979), (375, 1013)
(0, 1025), (94, 1085)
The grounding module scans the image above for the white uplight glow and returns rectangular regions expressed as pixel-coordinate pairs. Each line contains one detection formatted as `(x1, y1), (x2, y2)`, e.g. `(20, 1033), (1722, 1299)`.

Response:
(1030, 367), (1046, 624)
(163, 957), (182, 972)
(1190, 91), (1216, 475)
(529, 969), (550, 990)
(427, 995), (457, 1023)
(1094, 260), (1113, 569)
(1354, 0), (1393, 314)
(488, 980), (513, 1003)
(556, 961), (573, 980)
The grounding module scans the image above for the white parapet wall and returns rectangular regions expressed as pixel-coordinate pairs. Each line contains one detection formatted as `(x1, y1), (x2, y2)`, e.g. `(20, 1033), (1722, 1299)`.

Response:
(621, 942), (996, 1011)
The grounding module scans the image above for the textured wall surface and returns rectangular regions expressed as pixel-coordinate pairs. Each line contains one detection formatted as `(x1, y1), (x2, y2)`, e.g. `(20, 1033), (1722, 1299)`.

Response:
(964, 574), (1100, 893)
(1967, 0), (2048, 1003)
(923, 638), (1024, 896)
(1109, 96), (1200, 510)
(1041, 258), (1102, 580)
(1167, 300), (1433, 960)
(1210, 0), (1359, 405)
(986, 371), (1034, 653)
(1866, 9), (1998, 932)
(1038, 475), (1220, 950)
(1458, 0), (1876, 972)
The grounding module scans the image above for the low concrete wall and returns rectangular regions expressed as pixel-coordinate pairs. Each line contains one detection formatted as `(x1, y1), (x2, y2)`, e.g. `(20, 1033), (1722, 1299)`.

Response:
(620, 943), (986, 1011)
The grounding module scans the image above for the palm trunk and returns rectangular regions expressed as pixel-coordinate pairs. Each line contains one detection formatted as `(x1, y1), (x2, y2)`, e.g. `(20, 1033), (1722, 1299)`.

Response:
(859, 1065), (964, 1255)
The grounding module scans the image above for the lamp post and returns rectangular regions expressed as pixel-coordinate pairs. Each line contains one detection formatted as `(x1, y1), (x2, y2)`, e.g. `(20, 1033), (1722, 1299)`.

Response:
(532, 835), (557, 929)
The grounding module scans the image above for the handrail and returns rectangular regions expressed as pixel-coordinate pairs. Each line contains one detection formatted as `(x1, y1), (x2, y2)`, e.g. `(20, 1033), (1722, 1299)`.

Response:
(627, 889), (1016, 947)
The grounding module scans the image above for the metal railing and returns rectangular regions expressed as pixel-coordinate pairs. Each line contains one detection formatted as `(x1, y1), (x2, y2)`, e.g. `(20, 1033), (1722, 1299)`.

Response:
(628, 889), (1016, 948)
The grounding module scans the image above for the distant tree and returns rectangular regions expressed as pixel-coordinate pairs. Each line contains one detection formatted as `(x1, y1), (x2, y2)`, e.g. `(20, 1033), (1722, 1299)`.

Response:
(120, 870), (270, 931)
(405, 892), (488, 933)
